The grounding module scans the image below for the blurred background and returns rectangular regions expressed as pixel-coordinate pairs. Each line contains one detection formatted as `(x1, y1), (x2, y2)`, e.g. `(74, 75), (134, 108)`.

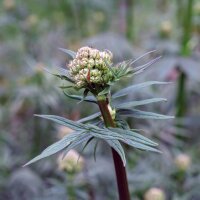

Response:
(0, 0), (200, 199)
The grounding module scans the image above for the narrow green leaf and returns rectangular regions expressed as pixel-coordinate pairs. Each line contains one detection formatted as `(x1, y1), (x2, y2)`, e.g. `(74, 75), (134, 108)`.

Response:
(98, 87), (110, 96)
(93, 140), (99, 161)
(117, 109), (174, 119)
(129, 50), (157, 66)
(115, 98), (167, 109)
(109, 128), (158, 147)
(115, 50), (157, 71)
(23, 132), (81, 166)
(78, 137), (94, 163)
(44, 67), (75, 83)
(125, 139), (161, 153)
(34, 114), (87, 131)
(63, 92), (97, 104)
(58, 48), (76, 58)
(90, 125), (160, 153)
(59, 85), (75, 89)
(112, 81), (171, 99)
(62, 134), (92, 158)
(106, 140), (126, 166)
(132, 56), (161, 75)
(88, 129), (124, 141)
(77, 112), (101, 123)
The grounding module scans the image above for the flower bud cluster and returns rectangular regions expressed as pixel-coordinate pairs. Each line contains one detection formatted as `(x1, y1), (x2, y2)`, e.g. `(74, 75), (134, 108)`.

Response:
(57, 150), (84, 173)
(174, 153), (191, 172)
(68, 46), (113, 88)
(144, 188), (166, 200)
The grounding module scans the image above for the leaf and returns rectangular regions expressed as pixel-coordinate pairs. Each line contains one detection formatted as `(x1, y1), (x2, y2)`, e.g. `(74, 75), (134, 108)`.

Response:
(106, 140), (126, 166)
(62, 134), (92, 158)
(63, 91), (97, 104)
(23, 132), (81, 166)
(88, 128), (125, 141)
(98, 87), (110, 96)
(117, 109), (174, 119)
(125, 138), (161, 153)
(78, 137), (94, 163)
(58, 48), (76, 58)
(109, 128), (158, 147)
(115, 98), (167, 109)
(77, 89), (90, 104)
(44, 67), (75, 83)
(93, 140), (99, 161)
(112, 81), (171, 99)
(77, 112), (101, 123)
(131, 56), (161, 75)
(107, 129), (160, 153)
(34, 114), (87, 131)
(88, 125), (159, 154)
(129, 50), (157, 66)
(59, 85), (75, 89)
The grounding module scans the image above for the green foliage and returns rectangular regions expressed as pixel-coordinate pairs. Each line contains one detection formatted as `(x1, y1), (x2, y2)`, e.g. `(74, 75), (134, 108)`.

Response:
(25, 113), (162, 166)
(25, 50), (174, 167)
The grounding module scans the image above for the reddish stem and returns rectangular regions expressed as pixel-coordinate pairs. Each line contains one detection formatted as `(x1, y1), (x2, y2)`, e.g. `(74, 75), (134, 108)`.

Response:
(97, 99), (130, 200)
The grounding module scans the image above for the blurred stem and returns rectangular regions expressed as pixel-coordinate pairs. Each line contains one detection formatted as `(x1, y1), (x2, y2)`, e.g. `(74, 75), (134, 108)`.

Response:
(97, 96), (130, 200)
(180, 0), (194, 56)
(31, 118), (41, 157)
(176, 0), (184, 27)
(176, 69), (187, 117)
(67, 173), (76, 200)
(126, 0), (134, 41)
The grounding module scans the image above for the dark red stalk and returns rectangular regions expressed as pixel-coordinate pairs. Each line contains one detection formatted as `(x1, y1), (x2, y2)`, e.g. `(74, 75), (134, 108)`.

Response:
(97, 98), (130, 200)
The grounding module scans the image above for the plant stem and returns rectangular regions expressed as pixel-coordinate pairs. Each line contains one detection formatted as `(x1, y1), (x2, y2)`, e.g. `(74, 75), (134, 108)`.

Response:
(126, 0), (135, 41)
(180, 0), (194, 56)
(176, 69), (187, 117)
(97, 97), (130, 200)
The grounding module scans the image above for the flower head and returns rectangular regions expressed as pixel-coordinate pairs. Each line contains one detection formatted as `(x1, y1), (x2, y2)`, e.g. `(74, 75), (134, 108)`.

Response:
(67, 46), (113, 89)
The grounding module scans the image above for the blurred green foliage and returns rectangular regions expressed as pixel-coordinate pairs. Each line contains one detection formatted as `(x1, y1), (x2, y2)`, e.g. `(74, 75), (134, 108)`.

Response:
(0, 0), (200, 199)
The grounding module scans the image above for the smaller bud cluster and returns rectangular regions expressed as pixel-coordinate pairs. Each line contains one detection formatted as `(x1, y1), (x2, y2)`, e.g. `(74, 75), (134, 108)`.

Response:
(174, 153), (191, 172)
(68, 46), (114, 88)
(144, 188), (166, 200)
(57, 150), (84, 173)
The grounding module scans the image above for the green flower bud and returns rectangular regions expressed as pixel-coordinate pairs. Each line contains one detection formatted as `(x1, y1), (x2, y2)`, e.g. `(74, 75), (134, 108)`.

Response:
(91, 69), (100, 77)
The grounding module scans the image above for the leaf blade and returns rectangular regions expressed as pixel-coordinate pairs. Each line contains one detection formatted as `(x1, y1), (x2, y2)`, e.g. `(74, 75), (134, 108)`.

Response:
(23, 132), (81, 166)
(106, 140), (126, 166)
(115, 98), (167, 109)
(34, 114), (87, 131)
(58, 48), (76, 58)
(117, 109), (174, 119)
(112, 81), (171, 99)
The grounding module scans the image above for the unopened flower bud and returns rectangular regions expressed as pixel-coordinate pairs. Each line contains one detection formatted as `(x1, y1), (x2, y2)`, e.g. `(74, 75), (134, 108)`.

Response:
(88, 58), (95, 67)
(144, 188), (166, 200)
(160, 21), (172, 38)
(175, 154), (191, 171)
(3, 0), (15, 10)
(90, 49), (99, 59)
(57, 150), (84, 173)
(91, 69), (100, 77)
